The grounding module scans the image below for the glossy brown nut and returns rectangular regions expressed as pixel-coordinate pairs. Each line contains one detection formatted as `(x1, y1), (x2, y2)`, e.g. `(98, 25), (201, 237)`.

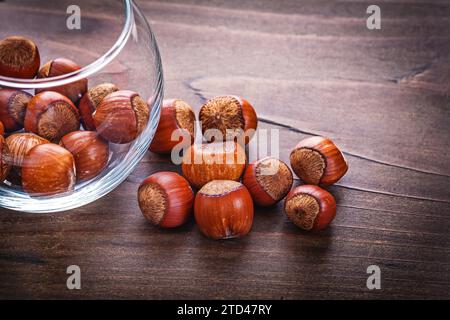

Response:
(5, 133), (49, 168)
(138, 171), (194, 228)
(181, 141), (246, 189)
(60, 131), (109, 181)
(93, 90), (150, 144)
(78, 83), (119, 131)
(284, 185), (336, 231)
(243, 157), (293, 206)
(0, 135), (11, 181)
(0, 89), (32, 132)
(36, 58), (88, 104)
(24, 91), (80, 143)
(0, 121), (4, 136)
(22, 143), (76, 196)
(149, 99), (195, 154)
(0, 36), (40, 79)
(289, 136), (348, 186)
(5, 133), (49, 185)
(199, 96), (257, 144)
(194, 180), (254, 240)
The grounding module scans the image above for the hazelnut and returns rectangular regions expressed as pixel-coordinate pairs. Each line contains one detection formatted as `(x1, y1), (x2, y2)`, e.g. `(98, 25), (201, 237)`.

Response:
(290, 136), (348, 186)
(24, 91), (81, 143)
(36, 58), (88, 104)
(93, 90), (150, 144)
(199, 96), (257, 144)
(0, 135), (11, 181)
(138, 171), (194, 228)
(242, 157), (293, 206)
(181, 141), (246, 189)
(149, 99), (195, 154)
(194, 180), (254, 240)
(0, 36), (40, 79)
(60, 131), (109, 181)
(5, 133), (49, 168)
(78, 83), (119, 131)
(0, 88), (32, 132)
(284, 185), (336, 231)
(22, 143), (76, 196)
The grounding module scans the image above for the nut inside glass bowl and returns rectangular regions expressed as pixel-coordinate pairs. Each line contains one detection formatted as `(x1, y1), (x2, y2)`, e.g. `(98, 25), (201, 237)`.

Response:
(0, 0), (163, 213)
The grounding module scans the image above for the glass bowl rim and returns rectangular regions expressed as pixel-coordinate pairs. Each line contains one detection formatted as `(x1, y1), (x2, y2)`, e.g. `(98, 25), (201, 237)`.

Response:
(0, 0), (134, 89)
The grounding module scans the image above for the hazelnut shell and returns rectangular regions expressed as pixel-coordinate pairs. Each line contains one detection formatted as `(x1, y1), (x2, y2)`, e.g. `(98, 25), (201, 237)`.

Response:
(243, 157), (293, 206)
(93, 90), (150, 144)
(0, 88), (32, 132)
(0, 135), (11, 181)
(5, 133), (49, 168)
(138, 171), (194, 228)
(181, 142), (246, 189)
(0, 36), (40, 79)
(78, 83), (119, 131)
(199, 95), (257, 144)
(290, 136), (348, 186)
(284, 184), (336, 231)
(35, 58), (88, 104)
(60, 131), (109, 181)
(22, 143), (76, 196)
(24, 91), (81, 143)
(194, 180), (254, 239)
(149, 99), (195, 154)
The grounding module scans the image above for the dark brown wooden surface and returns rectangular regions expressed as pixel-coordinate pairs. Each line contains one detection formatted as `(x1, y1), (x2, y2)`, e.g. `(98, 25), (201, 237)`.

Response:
(1, 0), (450, 299)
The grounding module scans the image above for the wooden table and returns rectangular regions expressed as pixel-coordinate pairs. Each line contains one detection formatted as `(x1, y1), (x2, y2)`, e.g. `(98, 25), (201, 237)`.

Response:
(0, 0), (449, 299)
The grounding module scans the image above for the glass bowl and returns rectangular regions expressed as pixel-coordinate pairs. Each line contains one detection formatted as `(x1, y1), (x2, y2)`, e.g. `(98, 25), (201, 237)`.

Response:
(0, 0), (163, 213)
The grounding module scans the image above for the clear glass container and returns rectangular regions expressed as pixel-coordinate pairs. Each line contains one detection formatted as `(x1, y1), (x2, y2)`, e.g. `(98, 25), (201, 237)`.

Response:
(0, 0), (163, 213)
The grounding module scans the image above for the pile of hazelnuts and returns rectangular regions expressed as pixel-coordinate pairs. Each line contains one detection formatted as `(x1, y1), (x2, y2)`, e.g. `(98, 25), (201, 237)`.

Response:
(0, 36), (349, 238)
(0, 36), (150, 196)
(138, 96), (348, 240)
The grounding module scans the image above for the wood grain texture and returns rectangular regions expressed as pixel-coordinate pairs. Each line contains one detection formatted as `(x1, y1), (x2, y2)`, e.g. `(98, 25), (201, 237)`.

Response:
(1, 0), (450, 299)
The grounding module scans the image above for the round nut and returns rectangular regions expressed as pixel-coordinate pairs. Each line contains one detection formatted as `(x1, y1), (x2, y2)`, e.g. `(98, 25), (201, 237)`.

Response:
(22, 143), (76, 196)
(0, 36), (40, 79)
(181, 142), (246, 189)
(36, 58), (88, 104)
(149, 99), (195, 154)
(24, 91), (81, 143)
(243, 157), (293, 206)
(138, 171), (194, 228)
(0, 89), (32, 132)
(284, 185), (337, 231)
(199, 96), (257, 144)
(93, 90), (150, 144)
(60, 131), (109, 181)
(290, 136), (348, 186)
(194, 180), (254, 240)
(78, 83), (119, 131)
